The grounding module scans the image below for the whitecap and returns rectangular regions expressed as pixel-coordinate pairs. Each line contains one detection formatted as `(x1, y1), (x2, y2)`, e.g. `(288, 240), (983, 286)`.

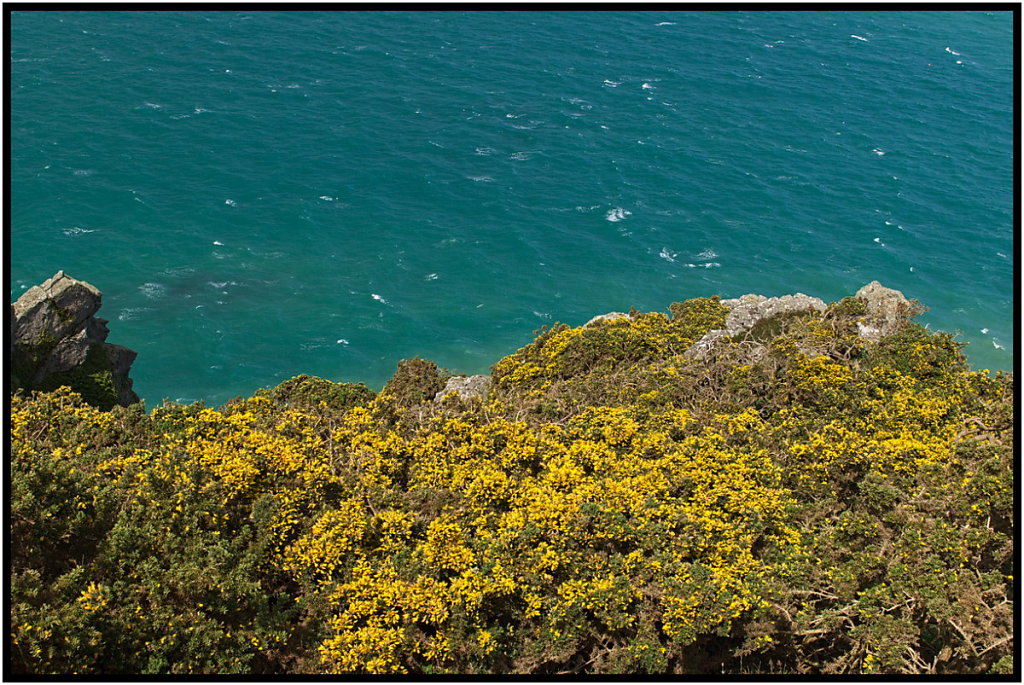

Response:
(659, 247), (677, 262)
(319, 195), (335, 201)
(992, 339), (1004, 350)
(138, 282), (166, 299)
(533, 311), (551, 319)
(606, 207), (631, 222)
(213, 240), (224, 246)
(371, 293), (388, 304)
(641, 82), (654, 90)
(655, 21), (676, 26)
(72, 169), (93, 176)
(336, 339), (349, 345)
(872, 148), (886, 156)
(697, 248), (718, 260)
(475, 147), (497, 155)
(425, 273), (439, 281)
(603, 79), (620, 87)
(945, 47), (960, 56)
(118, 307), (151, 321)
(209, 281), (228, 289)
(851, 34), (869, 42)
(62, 226), (96, 236)
(468, 175), (494, 182)
(981, 328), (989, 334)
(510, 151), (533, 161)
(225, 199), (237, 206)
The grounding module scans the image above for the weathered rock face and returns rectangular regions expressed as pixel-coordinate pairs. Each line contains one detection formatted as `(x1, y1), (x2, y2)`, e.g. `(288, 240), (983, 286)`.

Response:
(683, 283), (913, 360)
(11, 271), (139, 409)
(685, 292), (827, 360)
(854, 281), (912, 342)
(434, 374), (492, 402)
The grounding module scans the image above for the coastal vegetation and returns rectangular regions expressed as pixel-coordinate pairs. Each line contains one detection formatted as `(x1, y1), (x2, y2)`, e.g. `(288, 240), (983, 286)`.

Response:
(8, 291), (1014, 675)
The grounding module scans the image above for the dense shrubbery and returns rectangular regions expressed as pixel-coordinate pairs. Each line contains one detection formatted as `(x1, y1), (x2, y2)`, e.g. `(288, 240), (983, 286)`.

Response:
(8, 294), (1014, 674)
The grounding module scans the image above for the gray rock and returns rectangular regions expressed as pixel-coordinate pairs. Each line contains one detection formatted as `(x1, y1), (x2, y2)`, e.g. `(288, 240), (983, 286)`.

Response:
(13, 270), (102, 347)
(434, 374), (492, 402)
(104, 344), (139, 406)
(585, 312), (631, 327)
(11, 271), (139, 408)
(854, 281), (911, 342)
(685, 292), (826, 359)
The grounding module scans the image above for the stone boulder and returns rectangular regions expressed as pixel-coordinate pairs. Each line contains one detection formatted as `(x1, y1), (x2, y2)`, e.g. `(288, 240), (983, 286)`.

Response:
(434, 374), (492, 402)
(11, 271), (139, 408)
(854, 281), (912, 342)
(13, 270), (102, 346)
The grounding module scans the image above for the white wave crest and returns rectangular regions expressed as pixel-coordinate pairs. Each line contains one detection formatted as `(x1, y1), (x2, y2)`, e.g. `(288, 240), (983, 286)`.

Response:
(138, 283), (166, 299)
(118, 307), (152, 321)
(606, 207), (631, 222)
(62, 226), (96, 236)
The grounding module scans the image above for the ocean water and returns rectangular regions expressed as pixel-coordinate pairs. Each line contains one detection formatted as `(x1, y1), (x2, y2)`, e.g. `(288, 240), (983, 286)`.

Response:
(9, 10), (1015, 407)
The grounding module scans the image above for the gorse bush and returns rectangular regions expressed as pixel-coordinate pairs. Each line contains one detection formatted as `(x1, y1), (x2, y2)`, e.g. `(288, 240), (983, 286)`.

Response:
(8, 293), (1014, 675)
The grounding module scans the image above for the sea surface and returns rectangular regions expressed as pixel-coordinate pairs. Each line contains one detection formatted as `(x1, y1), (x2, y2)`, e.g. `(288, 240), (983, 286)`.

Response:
(10, 10), (1016, 407)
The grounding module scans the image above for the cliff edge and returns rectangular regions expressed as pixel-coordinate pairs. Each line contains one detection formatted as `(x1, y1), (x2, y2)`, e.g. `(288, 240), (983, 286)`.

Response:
(11, 271), (139, 409)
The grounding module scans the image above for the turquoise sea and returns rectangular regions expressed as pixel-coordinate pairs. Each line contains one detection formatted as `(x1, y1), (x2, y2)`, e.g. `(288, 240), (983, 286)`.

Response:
(9, 10), (1016, 407)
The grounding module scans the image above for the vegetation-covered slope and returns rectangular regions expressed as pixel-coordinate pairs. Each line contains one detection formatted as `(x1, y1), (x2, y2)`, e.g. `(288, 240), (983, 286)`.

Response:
(8, 294), (1014, 674)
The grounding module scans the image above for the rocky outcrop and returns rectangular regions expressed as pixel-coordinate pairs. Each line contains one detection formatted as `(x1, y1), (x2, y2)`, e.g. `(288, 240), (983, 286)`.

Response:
(854, 281), (912, 342)
(434, 374), (492, 402)
(684, 283), (913, 360)
(685, 292), (827, 359)
(11, 271), (139, 409)
(585, 312), (631, 327)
